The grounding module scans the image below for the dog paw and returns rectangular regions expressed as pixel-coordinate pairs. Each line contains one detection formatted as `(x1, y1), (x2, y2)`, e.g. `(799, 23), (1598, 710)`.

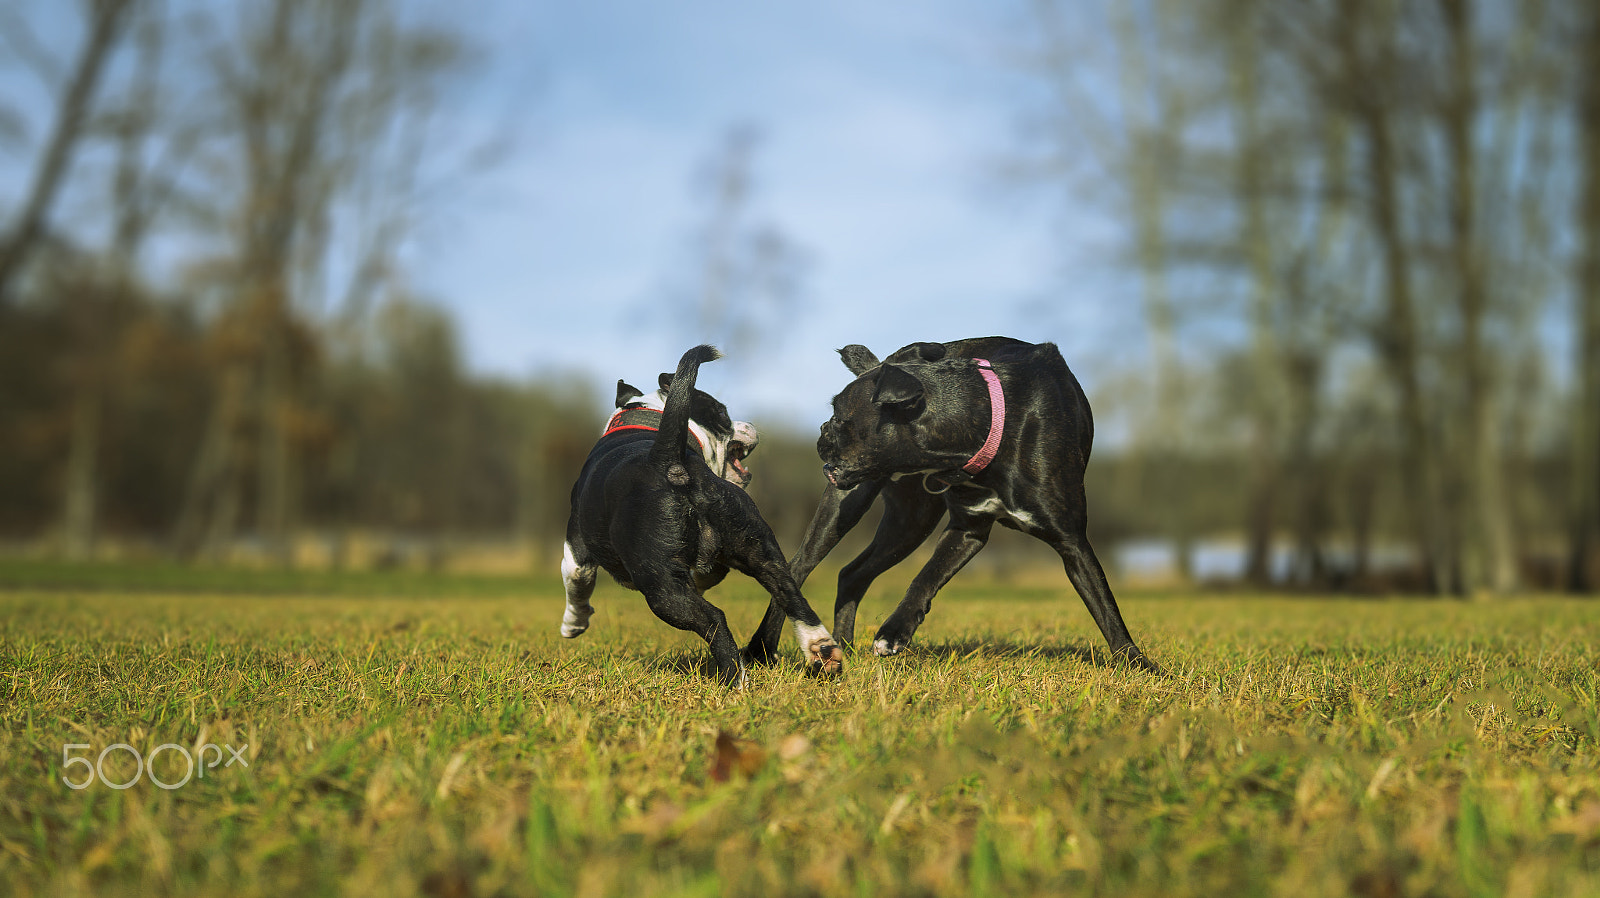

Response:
(805, 639), (844, 678)
(1114, 646), (1164, 675)
(793, 622), (843, 677)
(561, 604), (594, 638)
(872, 637), (907, 657)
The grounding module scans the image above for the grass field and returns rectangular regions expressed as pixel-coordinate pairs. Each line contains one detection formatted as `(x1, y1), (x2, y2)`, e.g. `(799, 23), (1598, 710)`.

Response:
(4, 564), (1600, 897)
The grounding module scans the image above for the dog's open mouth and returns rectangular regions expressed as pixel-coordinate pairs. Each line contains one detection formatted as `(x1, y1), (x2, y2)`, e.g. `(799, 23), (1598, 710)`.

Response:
(727, 441), (751, 480)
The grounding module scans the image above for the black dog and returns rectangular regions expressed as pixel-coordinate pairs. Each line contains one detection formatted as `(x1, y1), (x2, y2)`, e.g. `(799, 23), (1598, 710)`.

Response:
(561, 345), (842, 687)
(742, 337), (1159, 672)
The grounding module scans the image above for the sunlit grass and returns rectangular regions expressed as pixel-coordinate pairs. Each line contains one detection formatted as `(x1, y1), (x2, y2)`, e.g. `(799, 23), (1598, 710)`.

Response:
(3, 574), (1600, 896)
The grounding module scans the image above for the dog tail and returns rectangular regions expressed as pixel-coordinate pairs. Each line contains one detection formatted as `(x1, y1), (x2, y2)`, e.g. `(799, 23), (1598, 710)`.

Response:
(651, 344), (722, 486)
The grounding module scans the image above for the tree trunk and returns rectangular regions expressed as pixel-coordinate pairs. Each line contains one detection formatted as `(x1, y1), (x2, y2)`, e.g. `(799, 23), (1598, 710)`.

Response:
(1440, 0), (1518, 595)
(1116, 0), (1192, 581)
(1343, 3), (1452, 594)
(60, 387), (100, 560)
(1230, 5), (1281, 586)
(173, 361), (248, 559)
(58, 1), (163, 563)
(257, 311), (294, 565)
(1282, 342), (1327, 587)
(1569, 6), (1600, 593)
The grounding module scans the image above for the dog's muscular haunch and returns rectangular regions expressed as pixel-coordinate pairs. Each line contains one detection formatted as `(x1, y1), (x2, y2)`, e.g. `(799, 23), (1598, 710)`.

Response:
(742, 337), (1159, 673)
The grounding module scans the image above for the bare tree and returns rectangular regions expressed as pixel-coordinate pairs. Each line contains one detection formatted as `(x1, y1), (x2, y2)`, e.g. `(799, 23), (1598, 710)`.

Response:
(1010, 0), (1570, 592)
(172, 0), (469, 562)
(0, 0), (134, 301)
(1110, 0), (1202, 580)
(1437, 0), (1518, 593)
(676, 124), (806, 362)
(55, 0), (178, 559)
(1221, 0), (1288, 585)
(1571, 2), (1600, 592)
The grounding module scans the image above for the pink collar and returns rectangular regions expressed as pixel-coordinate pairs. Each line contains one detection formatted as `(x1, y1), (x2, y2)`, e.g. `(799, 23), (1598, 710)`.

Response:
(962, 359), (1004, 474)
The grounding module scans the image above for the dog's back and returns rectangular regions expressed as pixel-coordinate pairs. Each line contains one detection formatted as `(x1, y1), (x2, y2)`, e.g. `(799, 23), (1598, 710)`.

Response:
(885, 337), (1094, 465)
(566, 345), (721, 578)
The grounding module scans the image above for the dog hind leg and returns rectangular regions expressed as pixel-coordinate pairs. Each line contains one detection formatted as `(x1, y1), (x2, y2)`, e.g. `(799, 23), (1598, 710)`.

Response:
(636, 571), (747, 688)
(560, 541), (599, 638)
(1050, 528), (1160, 673)
(713, 489), (842, 676)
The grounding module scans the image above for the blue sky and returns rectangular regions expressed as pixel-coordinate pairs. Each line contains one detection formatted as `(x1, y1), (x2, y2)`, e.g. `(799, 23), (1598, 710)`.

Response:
(414, 0), (1143, 429)
(1, 0), (1145, 432)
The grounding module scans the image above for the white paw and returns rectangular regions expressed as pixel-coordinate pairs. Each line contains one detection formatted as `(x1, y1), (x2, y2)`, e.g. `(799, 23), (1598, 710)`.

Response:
(873, 638), (902, 657)
(560, 605), (593, 638)
(793, 622), (843, 676)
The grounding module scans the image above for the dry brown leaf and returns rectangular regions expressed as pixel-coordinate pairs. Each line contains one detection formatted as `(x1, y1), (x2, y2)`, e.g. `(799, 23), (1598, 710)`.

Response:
(711, 730), (767, 782)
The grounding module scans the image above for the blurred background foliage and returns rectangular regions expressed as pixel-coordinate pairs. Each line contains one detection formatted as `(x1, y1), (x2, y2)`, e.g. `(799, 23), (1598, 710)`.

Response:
(0, 0), (1597, 596)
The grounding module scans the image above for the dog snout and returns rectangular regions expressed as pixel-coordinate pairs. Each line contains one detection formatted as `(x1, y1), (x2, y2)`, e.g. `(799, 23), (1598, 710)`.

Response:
(817, 422), (839, 460)
(732, 420), (759, 450)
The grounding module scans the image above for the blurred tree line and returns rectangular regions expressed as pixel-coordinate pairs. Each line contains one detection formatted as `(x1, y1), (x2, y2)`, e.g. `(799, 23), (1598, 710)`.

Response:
(1014, 0), (1599, 594)
(0, 0), (599, 566)
(2, 0), (1598, 595)
(0, 265), (598, 564)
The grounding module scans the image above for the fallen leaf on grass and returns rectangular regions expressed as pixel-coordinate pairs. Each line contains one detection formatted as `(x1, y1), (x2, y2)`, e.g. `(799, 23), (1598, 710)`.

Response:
(711, 731), (767, 782)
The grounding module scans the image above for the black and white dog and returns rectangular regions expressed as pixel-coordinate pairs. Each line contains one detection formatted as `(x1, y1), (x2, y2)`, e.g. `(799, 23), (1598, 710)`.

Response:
(561, 345), (842, 687)
(742, 337), (1159, 673)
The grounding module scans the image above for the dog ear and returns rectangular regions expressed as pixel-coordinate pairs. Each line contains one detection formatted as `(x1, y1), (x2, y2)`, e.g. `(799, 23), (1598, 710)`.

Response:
(658, 372), (672, 391)
(838, 345), (880, 375)
(615, 380), (644, 408)
(872, 363), (925, 412)
(887, 342), (947, 364)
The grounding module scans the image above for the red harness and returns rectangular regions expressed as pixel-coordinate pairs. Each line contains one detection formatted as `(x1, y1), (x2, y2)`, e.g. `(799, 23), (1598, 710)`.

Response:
(602, 406), (704, 452)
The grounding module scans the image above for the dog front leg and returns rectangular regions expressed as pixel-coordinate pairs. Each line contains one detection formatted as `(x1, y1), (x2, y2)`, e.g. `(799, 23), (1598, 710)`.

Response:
(717, 499), (844, 677)
(833, 480), (945, 648)
(789, 480), (883, 586)
(743, 480), (881, 666)
(872, 520), (993, 656)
